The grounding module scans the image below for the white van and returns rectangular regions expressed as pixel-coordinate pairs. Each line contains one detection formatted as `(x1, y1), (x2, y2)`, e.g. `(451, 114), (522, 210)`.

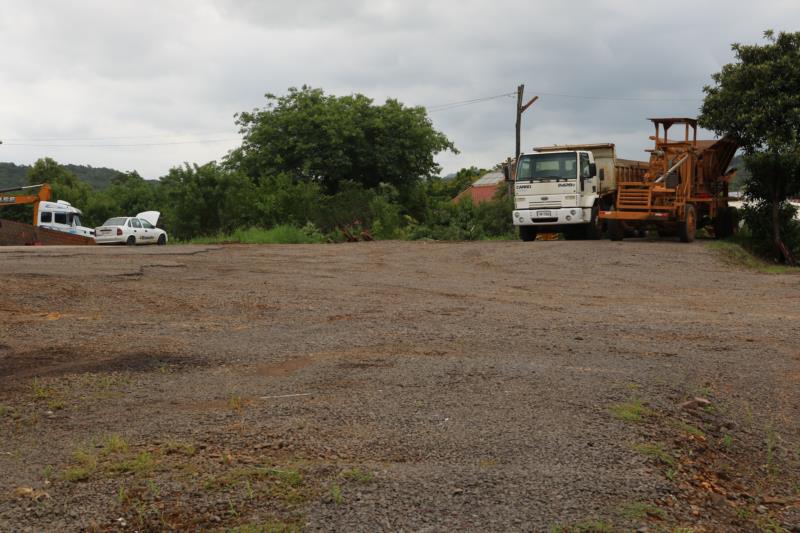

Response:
(37, 200), (95, 238)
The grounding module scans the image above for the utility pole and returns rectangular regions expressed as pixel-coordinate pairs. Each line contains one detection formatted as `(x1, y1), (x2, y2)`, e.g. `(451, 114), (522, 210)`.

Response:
(515, 85), (539, 163)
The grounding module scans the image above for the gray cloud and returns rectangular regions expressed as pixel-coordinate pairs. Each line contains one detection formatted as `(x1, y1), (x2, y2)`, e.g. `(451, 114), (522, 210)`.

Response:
(1, 1), (799, 178)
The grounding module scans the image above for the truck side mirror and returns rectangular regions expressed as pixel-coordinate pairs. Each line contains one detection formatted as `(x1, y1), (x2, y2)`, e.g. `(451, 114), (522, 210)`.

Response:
(589, 162), (597, 178)
(502, 165), (510, 181)
(599, 168), (605, 180)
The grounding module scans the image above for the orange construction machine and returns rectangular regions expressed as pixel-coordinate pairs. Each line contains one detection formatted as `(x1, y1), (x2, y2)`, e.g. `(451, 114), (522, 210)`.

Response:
(0, 183), (95, 245)
(600, 118), (738, 242)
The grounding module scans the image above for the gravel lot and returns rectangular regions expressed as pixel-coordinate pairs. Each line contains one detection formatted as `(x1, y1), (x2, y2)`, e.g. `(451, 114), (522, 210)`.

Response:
(0, 241), (798, 532)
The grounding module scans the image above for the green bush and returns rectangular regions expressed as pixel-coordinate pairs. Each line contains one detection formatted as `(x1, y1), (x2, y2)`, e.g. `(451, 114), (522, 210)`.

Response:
(188, 224), (325, 244)
(740, 201), (800, 260)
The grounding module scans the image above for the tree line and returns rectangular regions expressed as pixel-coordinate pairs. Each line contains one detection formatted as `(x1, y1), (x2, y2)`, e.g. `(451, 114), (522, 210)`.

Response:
(3, 87), (515, 242)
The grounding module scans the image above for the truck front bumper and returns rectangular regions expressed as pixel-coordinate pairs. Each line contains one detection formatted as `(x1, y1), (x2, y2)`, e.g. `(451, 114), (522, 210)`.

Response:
(513, 207), (591, 226)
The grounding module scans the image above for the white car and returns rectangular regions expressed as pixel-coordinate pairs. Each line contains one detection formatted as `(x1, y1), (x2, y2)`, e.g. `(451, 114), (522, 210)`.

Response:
(95, 211), (168, 245)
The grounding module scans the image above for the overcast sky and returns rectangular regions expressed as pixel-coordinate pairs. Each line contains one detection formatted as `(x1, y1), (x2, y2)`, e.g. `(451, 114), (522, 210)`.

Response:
(2, 1), (799, 179)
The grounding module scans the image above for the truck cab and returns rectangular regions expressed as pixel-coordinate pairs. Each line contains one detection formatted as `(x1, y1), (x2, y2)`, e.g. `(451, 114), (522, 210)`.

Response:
(36, 200), (95, 239)
(512, 148), (601, 240)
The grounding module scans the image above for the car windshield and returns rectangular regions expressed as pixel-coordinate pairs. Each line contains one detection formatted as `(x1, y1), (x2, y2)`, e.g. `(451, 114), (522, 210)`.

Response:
(102, 218), (128, 226)
(517, 152), (577, 181)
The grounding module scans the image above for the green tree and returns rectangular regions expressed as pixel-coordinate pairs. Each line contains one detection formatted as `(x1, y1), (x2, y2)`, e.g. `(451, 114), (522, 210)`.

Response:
(699, 30), (800, 264)
(227, 86), (457, 194)
(159, 162), (257, 239)
(27, 157), (93, 210)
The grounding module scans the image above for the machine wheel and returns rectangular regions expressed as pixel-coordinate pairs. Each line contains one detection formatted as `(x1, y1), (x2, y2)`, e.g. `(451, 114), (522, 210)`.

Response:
(126, 236), (136, 246)
(678, 204), (697, 243)
(608, 218), (624, 241)
(157, 234), (167, 245)
(585, 204), (602, 240)
(519, 226), (537, 242)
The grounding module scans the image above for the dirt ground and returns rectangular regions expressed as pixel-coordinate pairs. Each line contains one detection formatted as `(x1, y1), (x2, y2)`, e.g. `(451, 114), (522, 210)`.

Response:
(0, 241), (798, 532)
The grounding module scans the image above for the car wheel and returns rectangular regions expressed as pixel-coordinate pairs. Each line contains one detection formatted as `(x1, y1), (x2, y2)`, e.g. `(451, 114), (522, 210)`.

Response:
(126, 236), (136, 246)
(157, 234), (166, 245)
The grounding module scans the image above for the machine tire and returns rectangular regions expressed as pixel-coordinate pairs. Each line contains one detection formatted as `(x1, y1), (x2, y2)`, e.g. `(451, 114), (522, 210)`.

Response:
(608, 218), (624, 241)
(157, 234), (167, 245)
(585, 204), (602, 240)
(657, 227), (677, 238)
(678, 204), (697, 243)
(126, 236), (136, 246)
(519, 226), (537, 242)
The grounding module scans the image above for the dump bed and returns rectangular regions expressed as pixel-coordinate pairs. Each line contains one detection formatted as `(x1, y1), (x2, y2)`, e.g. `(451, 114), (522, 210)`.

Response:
(533, 143), (648, 195)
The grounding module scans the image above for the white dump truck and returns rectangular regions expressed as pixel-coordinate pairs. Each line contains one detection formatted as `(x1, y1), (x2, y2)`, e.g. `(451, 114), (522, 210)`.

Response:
(511, 144), (647, 241)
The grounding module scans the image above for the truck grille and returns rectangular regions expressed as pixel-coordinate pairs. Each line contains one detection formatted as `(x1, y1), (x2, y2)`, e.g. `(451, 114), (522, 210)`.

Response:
(529, 201), (560, 209)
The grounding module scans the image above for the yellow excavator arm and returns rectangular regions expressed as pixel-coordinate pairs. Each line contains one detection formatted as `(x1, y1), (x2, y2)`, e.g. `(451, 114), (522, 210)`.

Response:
(0, 184), (52, 224)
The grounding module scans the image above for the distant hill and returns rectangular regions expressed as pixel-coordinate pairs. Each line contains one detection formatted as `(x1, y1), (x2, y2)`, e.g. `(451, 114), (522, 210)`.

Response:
(0, 162), (124, 190)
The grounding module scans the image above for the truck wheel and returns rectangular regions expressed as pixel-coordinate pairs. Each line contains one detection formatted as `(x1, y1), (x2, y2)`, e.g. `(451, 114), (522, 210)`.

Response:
(126, 236), (136, 246)
(585, 204), (602, 240)
(519, 226), (537, 242)
(678, 204), (697, 243)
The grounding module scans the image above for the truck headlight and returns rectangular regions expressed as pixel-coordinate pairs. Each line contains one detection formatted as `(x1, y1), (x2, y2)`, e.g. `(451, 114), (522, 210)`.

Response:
(570, 210), (576, 215)
(566, 215), (572, 221)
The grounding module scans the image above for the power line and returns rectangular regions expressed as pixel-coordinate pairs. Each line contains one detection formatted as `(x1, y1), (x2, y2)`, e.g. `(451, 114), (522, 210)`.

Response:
(427, 92), (516, 113)
(2, 131), (235, 142)
(513, 90), (701, 103)
(3, 138), (240, 148)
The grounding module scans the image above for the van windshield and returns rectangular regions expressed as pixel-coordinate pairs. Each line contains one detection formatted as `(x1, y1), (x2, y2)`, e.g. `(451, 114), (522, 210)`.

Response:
(517, 153), (577, 181)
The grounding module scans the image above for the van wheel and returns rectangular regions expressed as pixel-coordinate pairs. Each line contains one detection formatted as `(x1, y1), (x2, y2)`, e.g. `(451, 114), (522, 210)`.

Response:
(126, 236), (136, 246)
(157, 234), (166, 245)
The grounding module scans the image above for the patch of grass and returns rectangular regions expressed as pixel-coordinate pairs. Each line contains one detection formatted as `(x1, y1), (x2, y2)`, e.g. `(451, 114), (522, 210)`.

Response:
(340, 467), (374, 483)
(329, 483), (343, 505)
(632, 442), (677, 466)
(0, 405), (9, 417)
(550, 519), (614, 532)
(111, 451), (155, 475)
(163, 440), (195, 457)
(676, 420), (705, 438)
(722, 434), (734, 449)
(105, 434), (129, 454)
(63, 449), (97, 482)
(708, 241), (799, 274)
(609, 400), (651, 423)
(765, 426), (779, 476)
(618, 501), (666, 520)
(188, 224), (325, 245)
(46, 399), (64, 411)
(228, 395), (244, 412)
(228, 521), (301, 533)
(31, 379), (54, 400)
(42, 464), (54, 480)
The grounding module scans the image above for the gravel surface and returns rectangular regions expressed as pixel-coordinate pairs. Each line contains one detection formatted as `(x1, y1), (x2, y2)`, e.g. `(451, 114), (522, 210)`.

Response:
(0, 241), (798, 532)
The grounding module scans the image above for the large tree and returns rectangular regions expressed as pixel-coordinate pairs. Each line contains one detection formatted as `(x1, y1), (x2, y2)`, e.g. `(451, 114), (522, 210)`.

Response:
(226, 86), (457, 194)
(699, 31), (800, 264)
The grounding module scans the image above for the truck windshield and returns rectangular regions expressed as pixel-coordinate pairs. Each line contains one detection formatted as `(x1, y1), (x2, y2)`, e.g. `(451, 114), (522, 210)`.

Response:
(517, 153), (577, 181)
